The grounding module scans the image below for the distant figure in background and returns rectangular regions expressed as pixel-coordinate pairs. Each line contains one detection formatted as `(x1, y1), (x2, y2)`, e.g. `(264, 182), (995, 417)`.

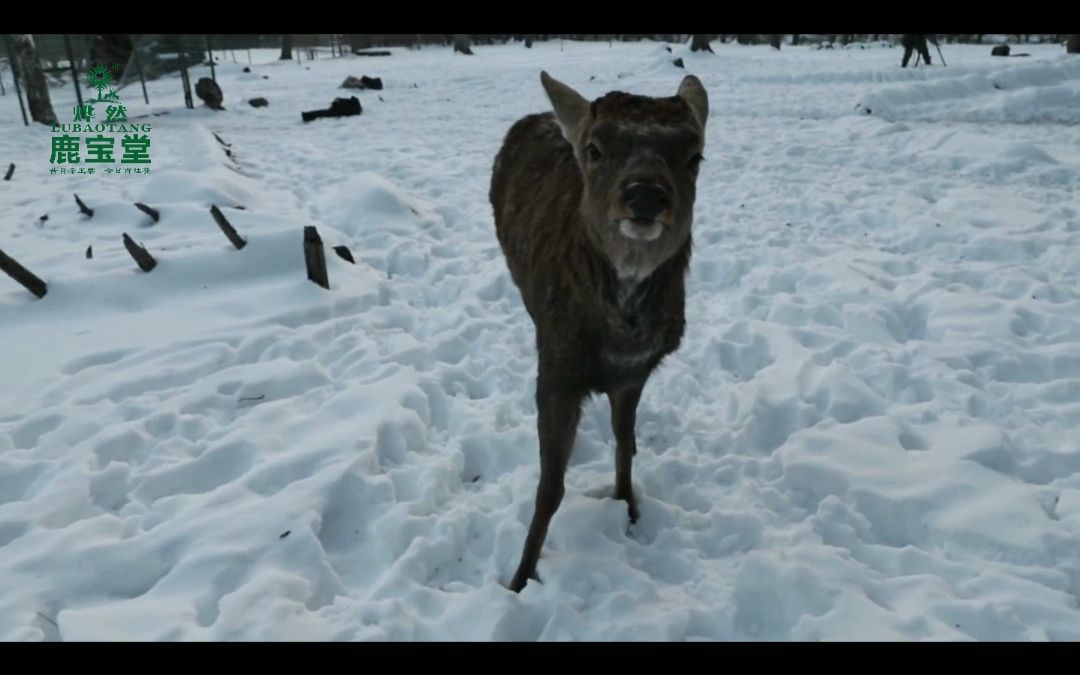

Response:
(195, 77), (225, 110)
(901, 34), (934, 67)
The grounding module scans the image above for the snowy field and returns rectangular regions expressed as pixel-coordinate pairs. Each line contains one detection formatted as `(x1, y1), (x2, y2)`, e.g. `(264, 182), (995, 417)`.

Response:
(1, 40), (1079, 641)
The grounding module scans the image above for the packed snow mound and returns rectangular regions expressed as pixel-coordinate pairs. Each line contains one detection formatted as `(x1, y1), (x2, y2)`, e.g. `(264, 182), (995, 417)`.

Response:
(854, 57), (1080, 124)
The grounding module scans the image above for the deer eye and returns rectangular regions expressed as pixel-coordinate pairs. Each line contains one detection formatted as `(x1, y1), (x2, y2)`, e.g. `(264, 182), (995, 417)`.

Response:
(585, 143), (603, 162)
(687, 153), (705, 170)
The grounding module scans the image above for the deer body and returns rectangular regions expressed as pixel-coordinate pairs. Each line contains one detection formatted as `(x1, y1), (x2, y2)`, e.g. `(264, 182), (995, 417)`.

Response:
(490, 72), (708, 592)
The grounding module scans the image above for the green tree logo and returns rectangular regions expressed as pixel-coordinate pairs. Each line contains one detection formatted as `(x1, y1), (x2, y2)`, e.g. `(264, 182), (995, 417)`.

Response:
(86, 64), (120, 102)
(86, 65), (111, 99)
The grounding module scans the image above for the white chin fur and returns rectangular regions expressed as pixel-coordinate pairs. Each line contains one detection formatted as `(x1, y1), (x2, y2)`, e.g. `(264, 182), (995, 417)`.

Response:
(618, 219), (664, 242)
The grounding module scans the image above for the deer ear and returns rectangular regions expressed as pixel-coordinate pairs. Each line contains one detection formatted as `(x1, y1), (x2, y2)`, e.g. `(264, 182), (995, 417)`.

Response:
(677, 75), (708, 127)
(541, 71), (590, 143)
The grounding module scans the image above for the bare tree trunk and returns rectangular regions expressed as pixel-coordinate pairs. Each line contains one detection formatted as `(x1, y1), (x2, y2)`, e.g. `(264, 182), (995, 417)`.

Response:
(690, 35), (714, 53)
(11, 34), (58, 126)
(280, 34), (293, 60)
(453, 34), (473, 55)
(91, 34), (133, 80)
(1068, 35), (1080, 53)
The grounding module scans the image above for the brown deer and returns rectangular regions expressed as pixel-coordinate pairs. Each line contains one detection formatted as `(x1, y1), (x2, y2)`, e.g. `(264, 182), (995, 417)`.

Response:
(489, 72), (708, 592)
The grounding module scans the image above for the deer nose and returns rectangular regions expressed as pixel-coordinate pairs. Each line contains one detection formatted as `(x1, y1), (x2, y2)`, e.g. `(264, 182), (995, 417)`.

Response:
(622, 182), (670, 220)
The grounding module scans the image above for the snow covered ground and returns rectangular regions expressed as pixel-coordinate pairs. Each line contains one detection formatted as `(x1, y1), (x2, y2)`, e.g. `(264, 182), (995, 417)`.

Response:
(1, 40), (1079, 641)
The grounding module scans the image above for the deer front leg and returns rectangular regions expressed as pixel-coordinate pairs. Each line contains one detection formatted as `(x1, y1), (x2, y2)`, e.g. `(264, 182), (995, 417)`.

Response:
(609, 381), (645, 523)
(509, 376), (583, 593)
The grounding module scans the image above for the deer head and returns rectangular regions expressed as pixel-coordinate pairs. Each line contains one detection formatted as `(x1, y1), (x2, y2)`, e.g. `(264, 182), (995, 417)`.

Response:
(541, 71), (708, 282)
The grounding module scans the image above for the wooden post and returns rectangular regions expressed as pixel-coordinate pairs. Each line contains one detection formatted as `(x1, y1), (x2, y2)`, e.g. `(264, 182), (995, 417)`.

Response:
(180, 62), (192, 109)
(177, 36), (194, 110)
(209, 205), (247, 249)
(303, 226), (329, 289)
(86, 245), (92, 259)
(0, 248), (47, 298)
(4, 163), (13, 181)
(133, 46), (149, 105)
(122, 233), (157, 271)
(206, 35), (216, 82)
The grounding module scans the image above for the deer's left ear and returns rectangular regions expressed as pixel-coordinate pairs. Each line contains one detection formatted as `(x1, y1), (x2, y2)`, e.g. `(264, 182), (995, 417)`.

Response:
(677, 75), (708, 127)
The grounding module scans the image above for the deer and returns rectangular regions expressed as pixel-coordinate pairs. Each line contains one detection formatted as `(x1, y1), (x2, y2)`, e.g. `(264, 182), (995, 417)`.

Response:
(489, 71), (708, 592)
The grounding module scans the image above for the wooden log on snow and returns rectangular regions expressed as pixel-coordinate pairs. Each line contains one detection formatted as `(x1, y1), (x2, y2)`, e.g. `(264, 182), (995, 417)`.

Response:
(0, 247), (47, 298)
(134, 202), (160, 223)
(333, 245), (355, 263)
(74, 193), (94, 217)
(304, 226), (329, 289)
(210, 205), (247, 249)
(122, 233), (157, 272)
